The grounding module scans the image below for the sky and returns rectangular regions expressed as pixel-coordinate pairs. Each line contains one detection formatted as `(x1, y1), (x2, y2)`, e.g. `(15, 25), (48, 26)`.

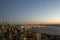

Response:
(0, 0), (60, 24)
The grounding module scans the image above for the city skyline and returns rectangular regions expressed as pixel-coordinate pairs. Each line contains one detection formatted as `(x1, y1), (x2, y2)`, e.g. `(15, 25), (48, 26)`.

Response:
(0, 0), (60, 24)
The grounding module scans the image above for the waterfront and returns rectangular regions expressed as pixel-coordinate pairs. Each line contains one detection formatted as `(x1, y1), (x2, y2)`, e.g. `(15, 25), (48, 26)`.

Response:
(0, 23), (60, 40)
(0, 23), (46, 40)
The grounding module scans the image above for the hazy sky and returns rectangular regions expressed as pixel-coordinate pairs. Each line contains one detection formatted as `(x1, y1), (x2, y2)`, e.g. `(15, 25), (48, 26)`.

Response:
(0, 0), (60, 24)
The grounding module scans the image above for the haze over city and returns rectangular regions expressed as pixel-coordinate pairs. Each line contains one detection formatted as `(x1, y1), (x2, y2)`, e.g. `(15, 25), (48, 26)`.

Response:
(0, 0), (60, 24)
